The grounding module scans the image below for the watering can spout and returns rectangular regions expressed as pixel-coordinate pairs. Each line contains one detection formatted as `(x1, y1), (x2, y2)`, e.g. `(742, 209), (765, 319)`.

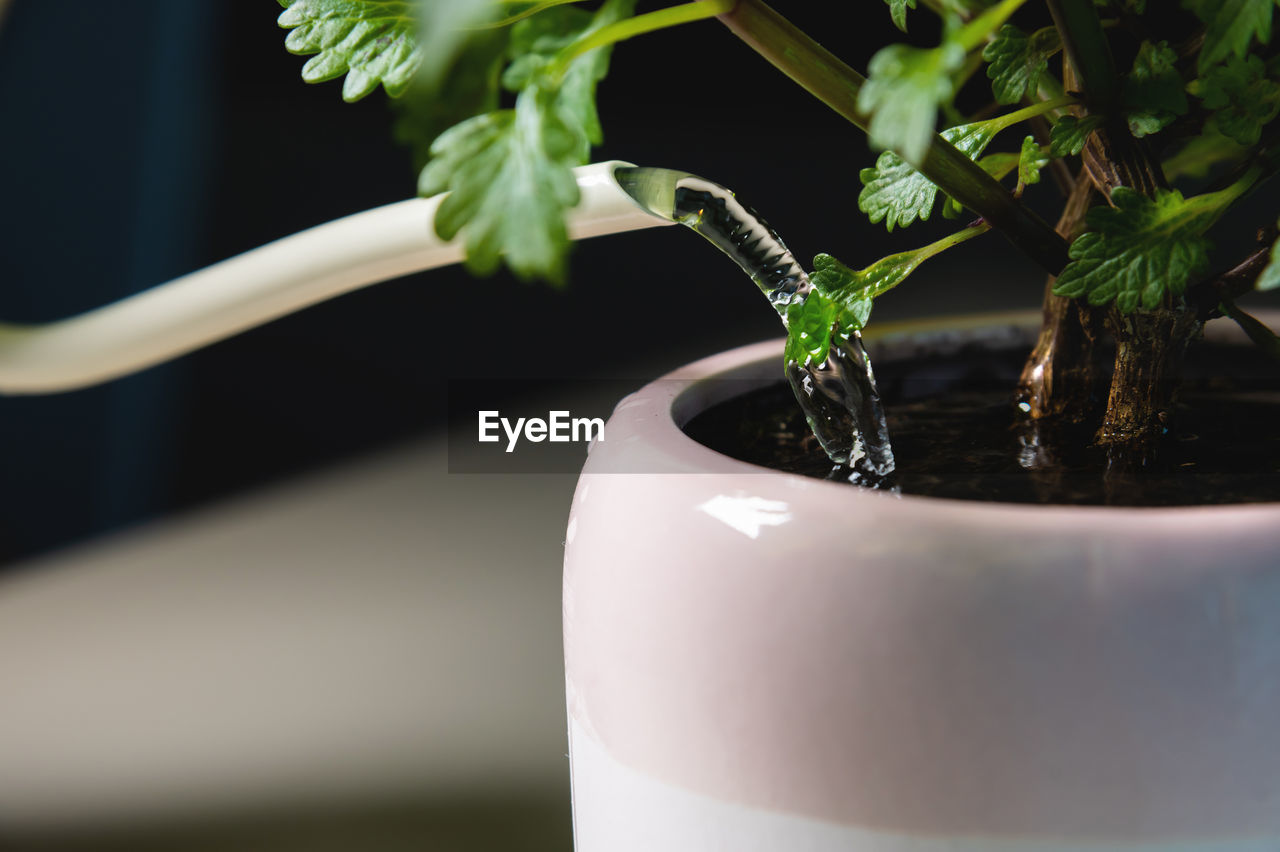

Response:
(0, 161), (671, 394)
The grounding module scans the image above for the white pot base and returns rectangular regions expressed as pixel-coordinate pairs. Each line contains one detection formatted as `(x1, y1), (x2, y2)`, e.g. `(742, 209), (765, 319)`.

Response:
(569, 719), (1277, 852)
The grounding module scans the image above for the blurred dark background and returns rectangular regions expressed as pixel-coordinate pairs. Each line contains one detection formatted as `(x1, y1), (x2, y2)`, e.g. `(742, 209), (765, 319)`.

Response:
(1, 3), (1278, 850)
(0, 1), (1270, 563)
(0, 1), (1049, 565)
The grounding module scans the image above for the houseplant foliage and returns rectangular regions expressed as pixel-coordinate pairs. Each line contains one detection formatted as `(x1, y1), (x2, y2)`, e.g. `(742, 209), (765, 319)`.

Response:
(277, 0), (1280, 473)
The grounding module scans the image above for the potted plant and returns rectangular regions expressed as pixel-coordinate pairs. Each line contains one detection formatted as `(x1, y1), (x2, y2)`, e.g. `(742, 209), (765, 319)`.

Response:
(22, 0), (1271, 848)
(270, 0), (1280, 848)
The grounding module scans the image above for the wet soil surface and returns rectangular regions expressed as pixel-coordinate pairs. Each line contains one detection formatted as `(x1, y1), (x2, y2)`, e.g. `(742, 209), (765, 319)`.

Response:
(683, 342), (1280, 506)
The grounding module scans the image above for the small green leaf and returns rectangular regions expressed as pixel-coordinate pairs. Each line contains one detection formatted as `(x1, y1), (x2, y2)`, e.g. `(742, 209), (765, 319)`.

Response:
(810, 255), (875, 332)
(1259, 223), (1280, 291)
(1049, 114), (1104, 156)
(417, 0), (636, 283)
(1017, 135), (1049, 189)
(1188, 54), (1280, 146)
(983, 24), (1061, 105)
(1161, 130), (1250, 181)
(858, 122), (1000, 230)
(1123, 41), (1188, 137)
(800, 225), (990, 351)
(277, 0), (424, 101)
(784, 295), (838, 366)
(976, 150), (1022, 179)
(1053, 187), (1234, 312)
(1183, 0), (1276, 73)
(859, 42), (967, 165)
(503, 5), (616, 157)
(884, 0), (918, 32)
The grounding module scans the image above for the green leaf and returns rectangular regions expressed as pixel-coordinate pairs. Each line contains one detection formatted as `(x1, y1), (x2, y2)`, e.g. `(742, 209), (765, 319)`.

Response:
(1259, 223), (1280, 291)
(976, 150), (1022, 179)
(392, 29), (509, 171)
(884, 0), (918, 32)
(417, 0), (514, 90)
(277, 0), (424, 101)
(1161, 128), (1251, 180)
(1123, 41), (1188, 137)
(1052, 187), (1234, 312)
(983, 24), (1061, 105)
(1188, 54), (1280, 146)
(1183, 0), (1276, 72)
(1017, 135), (1049, 189)
(859, 42), (967, 165)
(417, 0), (636, 283)
(502, 5), (598, 89)
(1049, 114), (1104, 156)
(794, 225), (990, 359)
(784, 295), (839, 366)
(858, 122), (1000, 230)
(502, 5), (615, 157)
(810, 255), (875, 331)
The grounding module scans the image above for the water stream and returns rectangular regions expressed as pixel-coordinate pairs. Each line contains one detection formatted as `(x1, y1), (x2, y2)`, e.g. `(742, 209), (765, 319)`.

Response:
(614, 166), (895, 480)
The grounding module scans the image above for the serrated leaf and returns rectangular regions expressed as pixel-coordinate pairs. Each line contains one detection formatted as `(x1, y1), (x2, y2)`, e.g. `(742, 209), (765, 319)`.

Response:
(884, 0), (918, 31)
(1052, 187), (1234, 312)
(1049, 114), (1104, 156)
(1183, 0), (1276, 72)
(1188, 54), (1280, 146)
(859, 42), (967, 165)
(502, 5), (615, 157)
(502, 5), (598, 90)
(1260, 223), (1280, 291)
(1017, 135), (1049, 189)
(1123, 40), (1188, 137)
(983, 24), (1061, 105)
(277, 0), (424, 101)
(784, 295), (839, 366)
(858, 122), (1000, 230)
(392, 28), (509, 171)
(810, 254), (876, 330)
(416, 0), (636, 283)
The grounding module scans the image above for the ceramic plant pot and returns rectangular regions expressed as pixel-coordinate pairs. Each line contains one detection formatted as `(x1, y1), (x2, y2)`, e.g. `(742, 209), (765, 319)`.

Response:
(562, 312), (1280, 851)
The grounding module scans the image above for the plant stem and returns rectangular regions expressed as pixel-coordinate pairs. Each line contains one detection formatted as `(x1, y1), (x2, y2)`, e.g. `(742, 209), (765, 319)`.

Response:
(1219, 300), (1280, 359)
(1097, 307), (1200, 464)
(864, 223), (992, 299)
(554, 0), (734, 72)
(715, 0), (1069, 274)
(952, 0), (1027, 52)
(1044, 0), (1120, 113)
(1015, 169), (1103, 422)
(988, 95), (1077, 133)
(1193, 239), (1276, 320)
(480, 0), (589, 30)
(1049, 0), (1166, 196)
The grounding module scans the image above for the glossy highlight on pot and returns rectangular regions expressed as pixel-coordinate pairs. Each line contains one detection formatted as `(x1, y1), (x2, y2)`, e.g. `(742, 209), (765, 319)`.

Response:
(614, 166), (895, 479)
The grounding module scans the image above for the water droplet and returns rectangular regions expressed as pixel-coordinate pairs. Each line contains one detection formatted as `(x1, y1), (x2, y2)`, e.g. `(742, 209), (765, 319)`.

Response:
(616, 165), (895, 480)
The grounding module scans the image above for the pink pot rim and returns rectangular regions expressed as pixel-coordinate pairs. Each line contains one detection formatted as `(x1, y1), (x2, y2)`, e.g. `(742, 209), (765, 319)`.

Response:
(598, 309), (1280, 523)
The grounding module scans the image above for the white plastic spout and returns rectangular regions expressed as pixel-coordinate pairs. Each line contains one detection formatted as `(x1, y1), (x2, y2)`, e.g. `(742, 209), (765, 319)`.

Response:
(0, 160), (671, 394)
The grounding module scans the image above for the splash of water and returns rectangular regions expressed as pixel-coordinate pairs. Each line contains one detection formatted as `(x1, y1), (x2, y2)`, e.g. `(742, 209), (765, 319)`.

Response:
(615, 166), (895, 479)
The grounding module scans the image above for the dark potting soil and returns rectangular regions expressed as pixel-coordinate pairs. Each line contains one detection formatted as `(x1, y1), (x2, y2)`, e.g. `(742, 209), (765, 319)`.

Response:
(681, 341), (1280, 506)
